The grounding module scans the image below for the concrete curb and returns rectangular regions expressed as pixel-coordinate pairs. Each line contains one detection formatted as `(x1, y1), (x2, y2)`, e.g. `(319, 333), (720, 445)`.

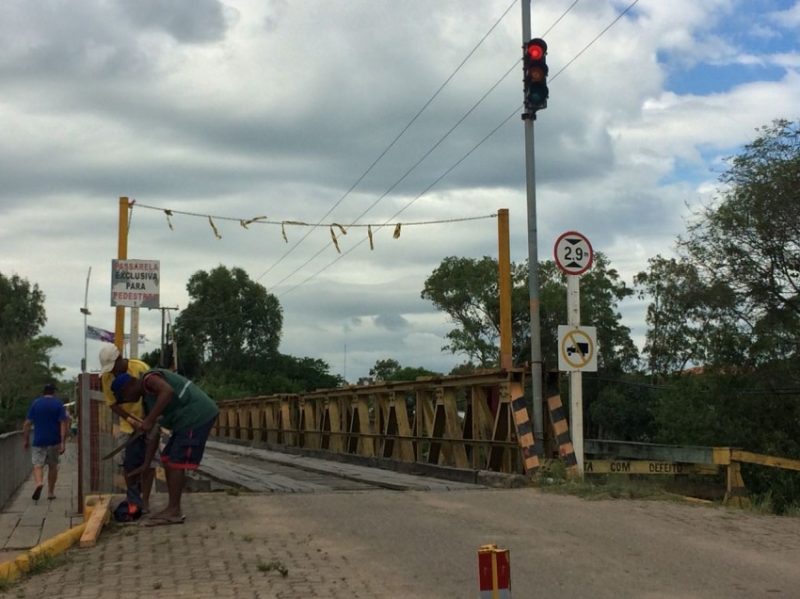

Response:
(0, 522), (86, 583)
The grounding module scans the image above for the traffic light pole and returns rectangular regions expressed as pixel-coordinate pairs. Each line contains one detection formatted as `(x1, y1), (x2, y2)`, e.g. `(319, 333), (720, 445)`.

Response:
(522, 0), (544, 457)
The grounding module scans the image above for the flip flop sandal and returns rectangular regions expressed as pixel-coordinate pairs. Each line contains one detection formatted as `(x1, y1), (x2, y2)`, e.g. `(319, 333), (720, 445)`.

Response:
(32, 485), (43, 501)
(142, 515), (186, 527)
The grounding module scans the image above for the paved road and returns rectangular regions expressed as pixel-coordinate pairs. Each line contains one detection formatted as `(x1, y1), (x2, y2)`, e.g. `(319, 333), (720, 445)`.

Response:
(0, 443), (80, 562)
(10, 482), (800, 598)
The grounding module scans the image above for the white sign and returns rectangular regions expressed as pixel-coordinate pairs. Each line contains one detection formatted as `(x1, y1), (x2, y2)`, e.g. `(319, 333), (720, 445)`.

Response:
(558, 325), (597, 372)
(554, 231), (593, 275)
(111, 259), (160, 308)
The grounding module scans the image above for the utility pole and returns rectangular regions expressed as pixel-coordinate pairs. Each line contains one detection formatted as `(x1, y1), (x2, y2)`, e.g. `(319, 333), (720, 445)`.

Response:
(149, 306), (179, 367)
(114, 198), (129, 352)
(80, 267), (92, 372)
(521, 0), (544, 456)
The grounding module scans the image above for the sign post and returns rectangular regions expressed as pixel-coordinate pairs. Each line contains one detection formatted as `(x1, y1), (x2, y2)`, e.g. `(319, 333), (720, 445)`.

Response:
(111, 259), (160, 358)
(554, 231), (594, 476)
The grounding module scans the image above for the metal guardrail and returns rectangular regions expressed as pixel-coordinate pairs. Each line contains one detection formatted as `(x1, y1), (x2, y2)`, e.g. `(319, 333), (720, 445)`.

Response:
(214, 369), (534, 474)
(584, 439), (800, 507)
(0, 431), (29, 509)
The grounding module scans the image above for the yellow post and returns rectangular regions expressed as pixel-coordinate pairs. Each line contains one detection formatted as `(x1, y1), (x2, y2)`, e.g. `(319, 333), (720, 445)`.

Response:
(114, 197), (129, 350)
(497, 209), (513, 369)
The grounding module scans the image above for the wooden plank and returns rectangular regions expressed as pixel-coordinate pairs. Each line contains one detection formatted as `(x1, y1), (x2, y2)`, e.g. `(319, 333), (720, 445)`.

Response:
(79, 495), (111, 548)
(731, 450), (800, 472)
(584, 460), (718, 475)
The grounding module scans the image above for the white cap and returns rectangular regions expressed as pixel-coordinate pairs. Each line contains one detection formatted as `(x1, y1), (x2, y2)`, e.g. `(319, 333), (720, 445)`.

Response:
(98, 343), (121, 373)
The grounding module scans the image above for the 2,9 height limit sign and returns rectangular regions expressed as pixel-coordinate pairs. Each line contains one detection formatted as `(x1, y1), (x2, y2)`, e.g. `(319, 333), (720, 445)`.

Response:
(554, 231), (593, 275)
(554, 231), (594, 477)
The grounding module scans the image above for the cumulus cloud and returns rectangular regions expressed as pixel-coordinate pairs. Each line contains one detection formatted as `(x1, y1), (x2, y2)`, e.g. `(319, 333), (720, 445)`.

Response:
(0, 0), (796, 381)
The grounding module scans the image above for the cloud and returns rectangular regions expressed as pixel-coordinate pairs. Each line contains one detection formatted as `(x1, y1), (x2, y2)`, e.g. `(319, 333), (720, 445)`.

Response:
(1, 0), (797, 383)
(120, 0), (229, 44)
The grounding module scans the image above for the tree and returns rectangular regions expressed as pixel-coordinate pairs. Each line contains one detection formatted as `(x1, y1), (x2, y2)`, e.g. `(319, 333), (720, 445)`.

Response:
(174, 266), (283, 375)
(421, 256), (529, 368)
(0, 272), (63, 431)
(0, 273), (46, 341)
(635, 256), (727, 376)
(369, 358), (439, 382)
(422, 254), (637, 372)
(682, 119), (800, 367)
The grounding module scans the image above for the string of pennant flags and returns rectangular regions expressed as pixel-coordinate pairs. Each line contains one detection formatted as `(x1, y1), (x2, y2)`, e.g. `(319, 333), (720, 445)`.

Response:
(130, 201), (496, 254)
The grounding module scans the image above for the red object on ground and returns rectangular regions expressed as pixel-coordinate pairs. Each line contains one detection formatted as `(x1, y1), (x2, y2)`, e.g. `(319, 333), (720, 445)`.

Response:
(478, 544), (511, 598)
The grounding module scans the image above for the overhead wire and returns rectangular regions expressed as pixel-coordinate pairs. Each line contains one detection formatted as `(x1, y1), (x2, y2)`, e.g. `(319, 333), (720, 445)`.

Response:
(276, 0), (642, 295)
(253, 0), (520, 283)
(269, 0), (584, 291)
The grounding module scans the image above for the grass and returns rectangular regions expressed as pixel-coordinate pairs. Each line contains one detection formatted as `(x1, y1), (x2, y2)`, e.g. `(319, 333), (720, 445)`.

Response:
(257, 559), (288, 577)
(533, 461), (692, 502)
(25, 553), (69, 577)
(749, 491), (800, 517)
(0, 552), (71, 593)
(536, 475), (677, 500)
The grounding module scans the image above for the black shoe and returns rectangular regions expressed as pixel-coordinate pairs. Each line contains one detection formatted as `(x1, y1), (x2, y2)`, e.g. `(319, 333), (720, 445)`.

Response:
(32, 485), (43, 501)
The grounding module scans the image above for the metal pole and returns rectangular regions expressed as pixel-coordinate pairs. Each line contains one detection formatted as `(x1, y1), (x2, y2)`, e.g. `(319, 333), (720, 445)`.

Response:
(567, 275), (584, 475)
(130, 308), (140, 359)
(78, 372), (91, 506)
(81, 267), (92, 372)
(497, 209), (513, 370)
(114, 197), (129, 352)
(522, 0), (544, 455)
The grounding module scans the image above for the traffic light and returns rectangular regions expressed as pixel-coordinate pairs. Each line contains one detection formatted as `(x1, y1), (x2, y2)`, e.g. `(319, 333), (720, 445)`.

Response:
(523, 38), (548, 114)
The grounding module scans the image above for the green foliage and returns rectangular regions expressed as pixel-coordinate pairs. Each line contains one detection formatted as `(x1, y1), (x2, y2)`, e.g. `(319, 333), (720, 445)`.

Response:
(176, 265), (283, 375)
(679, 119), (800, 368)
(0, 272), (64, 432)
(587, 378), (656, 441)
(197, 354), (344, 399)
(369, 358), (439, 382)
(421, 256), (510, 367)
(422, 253), (637, 372)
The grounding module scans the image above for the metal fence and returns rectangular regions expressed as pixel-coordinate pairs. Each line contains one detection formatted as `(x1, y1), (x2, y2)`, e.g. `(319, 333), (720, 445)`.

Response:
(77, 373), (117, 505)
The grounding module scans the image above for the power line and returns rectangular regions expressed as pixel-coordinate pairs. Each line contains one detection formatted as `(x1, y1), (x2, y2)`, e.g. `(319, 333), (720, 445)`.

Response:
(253, 0), (520, 283)
(278, 108), (521, 298)
(275, 0), (639, 295)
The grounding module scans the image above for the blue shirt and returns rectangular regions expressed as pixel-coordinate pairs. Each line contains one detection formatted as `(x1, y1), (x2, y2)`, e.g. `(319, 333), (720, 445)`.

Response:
(27, 396), (68, 447)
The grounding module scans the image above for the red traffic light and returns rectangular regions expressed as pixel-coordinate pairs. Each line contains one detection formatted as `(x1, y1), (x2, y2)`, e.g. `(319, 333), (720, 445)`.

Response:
(523, 38), (548, 114)
(527, 44), (544, 61)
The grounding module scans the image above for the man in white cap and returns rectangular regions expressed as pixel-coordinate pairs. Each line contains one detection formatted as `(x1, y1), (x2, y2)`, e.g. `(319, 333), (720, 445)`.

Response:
(99, 342), (155, 512)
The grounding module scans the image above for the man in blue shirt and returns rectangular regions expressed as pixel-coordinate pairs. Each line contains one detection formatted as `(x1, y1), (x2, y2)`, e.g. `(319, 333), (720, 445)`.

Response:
(22, 383), (69, 501)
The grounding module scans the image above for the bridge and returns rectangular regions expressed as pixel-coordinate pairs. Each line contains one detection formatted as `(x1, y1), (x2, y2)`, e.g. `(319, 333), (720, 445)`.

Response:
(2, 372), (800, 597)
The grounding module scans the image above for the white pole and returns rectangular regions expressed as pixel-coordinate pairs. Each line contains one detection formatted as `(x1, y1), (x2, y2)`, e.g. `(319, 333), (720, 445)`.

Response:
(130, 307), (140, 359)
(81, 267), (92, 372)
(567, 274), (584, 476)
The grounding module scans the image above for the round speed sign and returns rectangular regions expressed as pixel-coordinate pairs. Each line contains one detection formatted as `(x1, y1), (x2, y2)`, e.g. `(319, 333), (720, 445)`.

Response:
(554, 231), (593, 275)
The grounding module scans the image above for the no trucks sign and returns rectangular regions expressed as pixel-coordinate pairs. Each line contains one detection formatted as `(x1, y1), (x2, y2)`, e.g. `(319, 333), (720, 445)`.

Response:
(111, 259), (160, 308)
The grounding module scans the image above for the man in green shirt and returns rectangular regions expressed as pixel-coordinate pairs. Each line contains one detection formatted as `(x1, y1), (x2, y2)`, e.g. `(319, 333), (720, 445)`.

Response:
(112, 369), (219, 526)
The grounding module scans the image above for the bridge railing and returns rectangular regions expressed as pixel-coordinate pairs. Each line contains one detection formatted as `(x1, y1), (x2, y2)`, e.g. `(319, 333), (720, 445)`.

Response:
(214, 368), (531, 474)
(585, 439), (800, 507)
(0, 431), (29, 509)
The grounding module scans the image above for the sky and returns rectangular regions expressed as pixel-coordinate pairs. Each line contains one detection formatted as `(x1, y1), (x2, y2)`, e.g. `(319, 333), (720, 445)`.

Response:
(1, 0), (798, 384)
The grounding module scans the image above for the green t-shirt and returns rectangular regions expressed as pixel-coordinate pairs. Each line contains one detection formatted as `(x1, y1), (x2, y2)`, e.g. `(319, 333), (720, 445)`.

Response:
(141, 369), (219, 431)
